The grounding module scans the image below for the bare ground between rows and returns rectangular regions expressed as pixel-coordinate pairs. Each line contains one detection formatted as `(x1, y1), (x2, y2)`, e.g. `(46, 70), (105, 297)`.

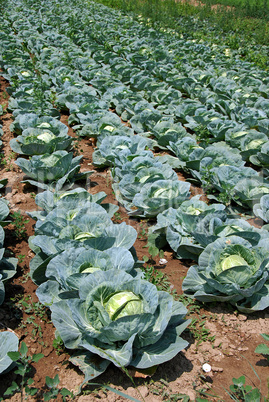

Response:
(0, 76), (269, 401)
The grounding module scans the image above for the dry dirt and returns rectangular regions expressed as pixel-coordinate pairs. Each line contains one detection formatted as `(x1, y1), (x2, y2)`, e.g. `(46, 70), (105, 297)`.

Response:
(175, 0), (234, 11)
(0, 74), (268, 402)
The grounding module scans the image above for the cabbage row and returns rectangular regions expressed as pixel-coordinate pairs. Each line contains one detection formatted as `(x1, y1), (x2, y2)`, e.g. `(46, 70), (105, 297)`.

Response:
(0, 1), (192, 380)
(0, 195), (17, 306)
(0, 192), (19, 376)
(29, 189), (190, 379)
(1, 0), (269, 328)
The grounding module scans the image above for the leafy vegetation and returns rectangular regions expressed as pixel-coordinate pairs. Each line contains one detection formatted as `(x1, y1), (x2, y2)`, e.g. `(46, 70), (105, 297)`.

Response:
(95, 0), (269, 69)
(4, 342), (44, 400)
(0, 0), (269, 398)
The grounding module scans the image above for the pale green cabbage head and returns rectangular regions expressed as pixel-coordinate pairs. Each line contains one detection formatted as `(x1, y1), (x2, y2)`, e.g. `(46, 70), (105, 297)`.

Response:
(104, 291), (143, 320)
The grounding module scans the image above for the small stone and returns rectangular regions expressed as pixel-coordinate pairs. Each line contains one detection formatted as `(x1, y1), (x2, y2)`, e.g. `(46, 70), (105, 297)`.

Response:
(221, 342), (229, 350)
(202, 363), (212, 373)
(214, 338), (222, 348)
(211, 366), (223, 372)
(43, 347), (53, 357)
(126, 387), (139, 398)
(238, 347), (248, 351)
(57, 354), (66, 362)
(238, 314), (247, 321)
(186, 390), (196, 401)
(138, 385), (149, 398)
(199, 343), (212, 352)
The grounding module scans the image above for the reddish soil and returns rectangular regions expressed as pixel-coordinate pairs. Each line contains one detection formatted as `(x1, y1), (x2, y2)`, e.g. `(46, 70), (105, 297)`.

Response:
(0, 75), (268, 402)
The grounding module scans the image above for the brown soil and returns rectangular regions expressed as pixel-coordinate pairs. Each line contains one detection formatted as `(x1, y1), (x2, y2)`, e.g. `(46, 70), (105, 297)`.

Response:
(0, 75), (268, 402)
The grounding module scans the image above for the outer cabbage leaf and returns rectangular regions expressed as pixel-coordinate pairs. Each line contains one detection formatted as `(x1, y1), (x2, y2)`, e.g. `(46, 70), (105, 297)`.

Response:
(0, 332), (19, 374)
(253, 194), (269, 223)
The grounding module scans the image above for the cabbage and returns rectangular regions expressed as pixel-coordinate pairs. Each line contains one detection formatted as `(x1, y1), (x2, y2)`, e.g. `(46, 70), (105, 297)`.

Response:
(182, 236), (269, 312)
(48, 269), (190, 379)
(16, 151), (92, 191)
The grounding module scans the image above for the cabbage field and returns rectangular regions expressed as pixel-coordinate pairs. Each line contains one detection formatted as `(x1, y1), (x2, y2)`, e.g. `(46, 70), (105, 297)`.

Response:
(0, 0), (269, 400)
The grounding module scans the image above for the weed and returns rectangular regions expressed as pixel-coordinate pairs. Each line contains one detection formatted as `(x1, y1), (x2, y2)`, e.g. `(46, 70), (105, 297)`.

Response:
(53, 334), (65, 355)
(255, 333), (269, 363)
(21, 272), (30, 283)
(4, 151), (16, 171)
(138, 221), (148, 240)
(4, 341), (44, 401)
(113, 211), (121, 222)
(188, 317), (215, 346)
(225, 375), (262, 401)
(30, 322), (43, 340)
(43, 374), (74, 401)
(148, 379), (190, 401)
(0, 153), (7, 167)
(17, 254), (25, 264)
(11, 211), (29, 239)
(15, 295), (48, 323)
(142, 264), (173, 293)
(73, 137), (83, 156)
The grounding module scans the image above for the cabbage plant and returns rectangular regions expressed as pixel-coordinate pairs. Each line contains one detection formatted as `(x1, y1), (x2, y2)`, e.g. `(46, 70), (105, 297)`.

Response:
(92, 135), (153, 168)
(233, 176), (269, 208)
(0, 199), (17, 305)
(16, 151), (92, 191)
(250, 141), (269, 170)
(28, 188), (118, 222)
(10, 127), (72, 155)
(49, 269), (190, 379)
(131, 179), (191, 217)
(36, 246), (142, 305)
(151, 119), (187, 148)
(113, 163), (178, 212)
(29, 202), (137, 284)
(240, 131), (268, 161)
(10, 113), (68, 135)
(148, 197), (227, 260)
(182, 236), (269, 312)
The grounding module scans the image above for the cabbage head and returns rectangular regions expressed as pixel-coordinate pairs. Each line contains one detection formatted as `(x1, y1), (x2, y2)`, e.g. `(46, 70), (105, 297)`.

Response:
(182, 236), (269, 313)
(50, 269), (190, 379)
